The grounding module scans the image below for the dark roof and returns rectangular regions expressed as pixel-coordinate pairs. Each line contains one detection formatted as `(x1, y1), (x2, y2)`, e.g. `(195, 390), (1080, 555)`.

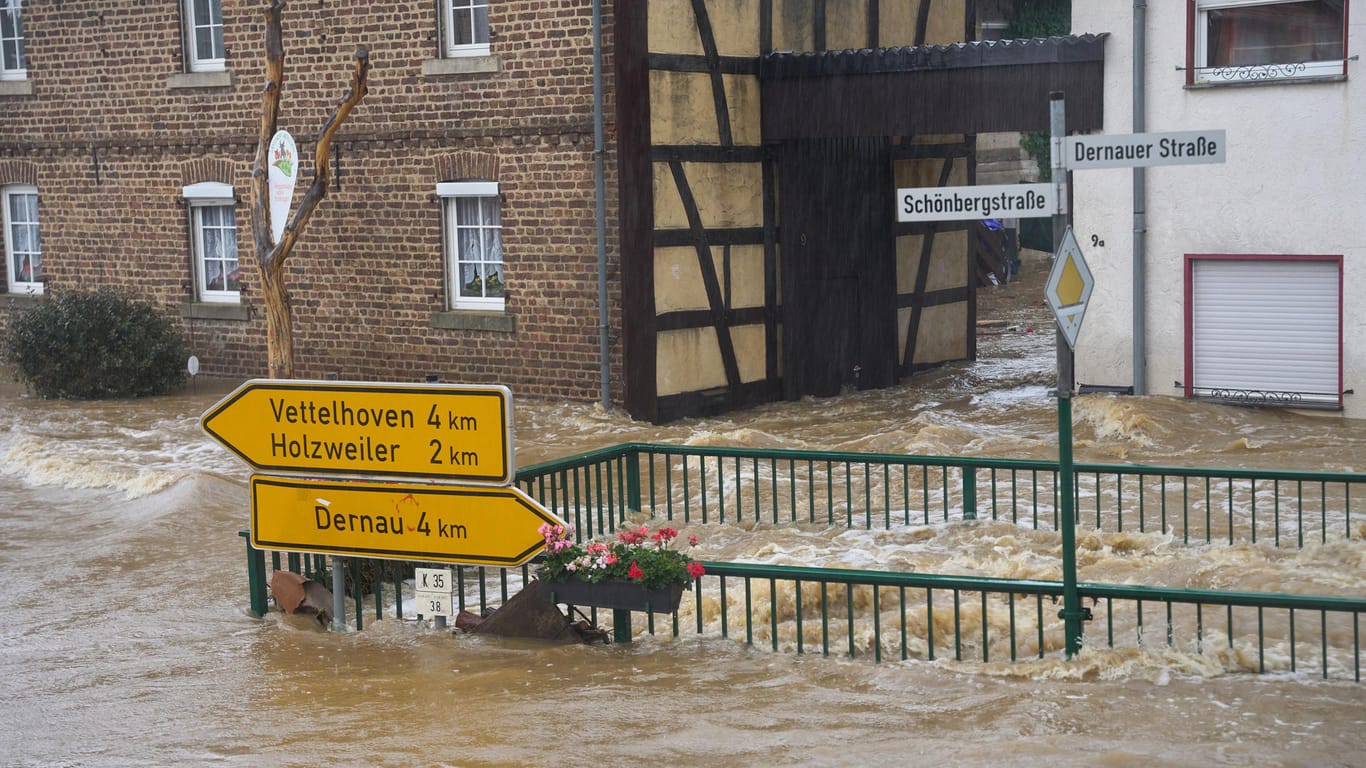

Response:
(759, 34), (1109, 80)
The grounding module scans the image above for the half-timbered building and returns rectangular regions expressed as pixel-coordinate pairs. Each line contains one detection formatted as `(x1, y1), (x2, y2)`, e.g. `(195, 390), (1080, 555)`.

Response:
(0, 1), (1105, 422)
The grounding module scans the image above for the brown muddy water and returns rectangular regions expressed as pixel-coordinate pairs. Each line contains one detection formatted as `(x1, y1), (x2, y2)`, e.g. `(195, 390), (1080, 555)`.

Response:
(1, 264), (1363, 767)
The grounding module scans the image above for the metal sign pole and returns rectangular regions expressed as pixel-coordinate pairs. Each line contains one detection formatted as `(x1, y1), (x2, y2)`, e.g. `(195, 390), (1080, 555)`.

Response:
(1050, 91), (1085, 659)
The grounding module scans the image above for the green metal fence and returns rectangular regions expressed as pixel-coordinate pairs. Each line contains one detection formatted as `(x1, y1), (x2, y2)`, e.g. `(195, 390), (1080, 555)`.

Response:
(244, 442), (1365, 680)
(688, 563), (1362, 680)
(516, 443), (1362, 547)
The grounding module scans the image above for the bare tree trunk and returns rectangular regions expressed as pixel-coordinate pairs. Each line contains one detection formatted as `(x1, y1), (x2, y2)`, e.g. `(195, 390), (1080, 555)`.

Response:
(248, 0), (369, 379)
(262, 257), (294, 380)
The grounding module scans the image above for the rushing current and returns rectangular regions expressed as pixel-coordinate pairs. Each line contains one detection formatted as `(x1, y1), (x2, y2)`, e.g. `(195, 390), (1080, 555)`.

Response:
(2, 263), (1363, 767)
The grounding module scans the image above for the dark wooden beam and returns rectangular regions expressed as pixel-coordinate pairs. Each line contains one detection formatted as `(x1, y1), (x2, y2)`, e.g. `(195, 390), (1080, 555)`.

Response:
(615, 0), (656, 421)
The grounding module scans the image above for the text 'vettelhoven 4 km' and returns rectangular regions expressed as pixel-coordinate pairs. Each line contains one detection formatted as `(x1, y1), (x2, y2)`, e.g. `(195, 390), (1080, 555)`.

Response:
(200, 379), (514, 484)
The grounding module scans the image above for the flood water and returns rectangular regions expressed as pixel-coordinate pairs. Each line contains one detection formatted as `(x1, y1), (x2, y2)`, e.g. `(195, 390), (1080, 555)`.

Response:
(2, 263), (1363, 767)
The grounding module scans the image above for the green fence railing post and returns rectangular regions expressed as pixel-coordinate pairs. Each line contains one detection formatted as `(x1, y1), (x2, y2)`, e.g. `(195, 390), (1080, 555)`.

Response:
(613, 608), (633, 643)
(962, 466), (977, 521)
(241, 530), (268, 618)
(625, 447), (642, 516)
(1058, 396), (1085, 658)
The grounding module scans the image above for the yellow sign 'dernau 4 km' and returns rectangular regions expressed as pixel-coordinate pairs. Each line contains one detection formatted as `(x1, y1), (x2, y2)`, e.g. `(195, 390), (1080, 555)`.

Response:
(250, 476), (564, 567)
(201, 379), (513, 484)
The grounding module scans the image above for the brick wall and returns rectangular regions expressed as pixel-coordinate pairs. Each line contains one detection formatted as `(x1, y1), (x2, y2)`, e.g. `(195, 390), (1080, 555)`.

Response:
(0, 0), (622, 402)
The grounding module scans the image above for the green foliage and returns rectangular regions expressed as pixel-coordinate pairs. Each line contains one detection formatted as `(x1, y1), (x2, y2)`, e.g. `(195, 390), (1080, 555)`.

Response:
(1010, 2), (1071, 182)
(3, 288), (189, 399)
(1006, 0), (1071, 39)
(1020, 129), (1053, 182)
(988, 2), (1072, 207)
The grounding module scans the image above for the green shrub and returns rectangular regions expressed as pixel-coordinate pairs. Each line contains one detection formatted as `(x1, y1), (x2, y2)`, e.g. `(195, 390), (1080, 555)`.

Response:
(3, 288), (189, 399)
(1006, 0), (1071, 40)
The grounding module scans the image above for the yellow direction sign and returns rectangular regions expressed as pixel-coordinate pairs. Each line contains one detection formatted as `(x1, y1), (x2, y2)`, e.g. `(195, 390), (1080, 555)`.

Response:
(250, 476), (563, 567)
(1044, 226), (1095, 350)
(201, 379), (513, 484)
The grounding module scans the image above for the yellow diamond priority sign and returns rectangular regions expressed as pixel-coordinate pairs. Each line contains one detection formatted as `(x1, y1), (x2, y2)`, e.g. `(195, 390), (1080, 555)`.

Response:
(1044, 226), (1094, 350)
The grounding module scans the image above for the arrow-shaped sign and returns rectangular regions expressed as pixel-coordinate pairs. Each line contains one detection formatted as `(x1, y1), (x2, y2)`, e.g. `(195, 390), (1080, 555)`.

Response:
(250, 476), (563, 567)
(201, 379), (513, 484)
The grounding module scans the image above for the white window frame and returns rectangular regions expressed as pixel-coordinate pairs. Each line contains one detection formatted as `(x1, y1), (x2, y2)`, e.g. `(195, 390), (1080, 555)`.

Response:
(438, 181), (504, 311)
(183, 0), (226, 73)
(183, 182), (239, 303)
(443, 0), (491, 58)
(1193, 0), (1348, 84)
(0, 0), (26, 81)
(3, 183), (41, 295)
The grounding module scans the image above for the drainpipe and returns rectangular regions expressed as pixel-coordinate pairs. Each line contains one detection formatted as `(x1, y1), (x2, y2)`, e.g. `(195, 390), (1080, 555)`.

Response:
(1132, 0), (1148, 395)
(593, 0), (611, 409)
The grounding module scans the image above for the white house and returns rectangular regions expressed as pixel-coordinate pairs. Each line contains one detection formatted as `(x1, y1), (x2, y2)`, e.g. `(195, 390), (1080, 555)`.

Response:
(1070, 1), (1363, 418)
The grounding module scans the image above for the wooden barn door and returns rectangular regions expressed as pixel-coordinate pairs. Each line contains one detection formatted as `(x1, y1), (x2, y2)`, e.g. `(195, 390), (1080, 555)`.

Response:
(779, 138), (896, 400)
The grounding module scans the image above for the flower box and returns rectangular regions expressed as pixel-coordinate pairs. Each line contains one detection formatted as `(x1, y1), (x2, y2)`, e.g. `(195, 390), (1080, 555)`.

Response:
(540, 578), (685, 614)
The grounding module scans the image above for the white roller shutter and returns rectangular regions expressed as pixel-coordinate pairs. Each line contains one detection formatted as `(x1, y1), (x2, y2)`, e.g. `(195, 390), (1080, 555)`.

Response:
(1190, 258), (1340, 407)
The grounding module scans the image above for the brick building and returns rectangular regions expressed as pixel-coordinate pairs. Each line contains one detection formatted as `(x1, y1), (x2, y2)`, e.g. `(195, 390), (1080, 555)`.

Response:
(2, 0), (615, 401)
(1, 1), (1104, 422)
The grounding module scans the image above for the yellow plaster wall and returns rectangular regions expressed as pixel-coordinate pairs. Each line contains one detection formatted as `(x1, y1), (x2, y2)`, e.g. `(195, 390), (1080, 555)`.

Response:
(894, 151), (967, 189)
(649, 71), (763, 146)
(924, 0), (968, 45)
(732, 324), (768, 383)
(897, 303), (968, 366)
(878, 0), (922, 45)
(654, 244), (767, 313)
(824, 0), (870, 50)
(650, 0), (704, 55)
(656, 323), (768, 395)
(771, 0), (815, 50)
(896, 230), (968, 294)
(658, 328), (726, 394)
(649, 0), (763, 57)
(653, 161), (765, 229)
(915, 303), (969, 362)
(878, 0), (967, 47)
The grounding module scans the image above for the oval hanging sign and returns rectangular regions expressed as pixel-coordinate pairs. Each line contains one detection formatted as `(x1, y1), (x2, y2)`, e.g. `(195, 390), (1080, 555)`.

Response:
(267, 130), (298, 245)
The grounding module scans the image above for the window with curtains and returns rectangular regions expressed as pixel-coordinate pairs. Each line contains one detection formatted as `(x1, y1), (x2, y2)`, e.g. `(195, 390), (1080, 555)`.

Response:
(438, 181), (504, 311)
(183, 182), (240, 303)
(3, 184), (41, 295)
(1, 0), (25, 81)
(1193, 0), (1347, 84)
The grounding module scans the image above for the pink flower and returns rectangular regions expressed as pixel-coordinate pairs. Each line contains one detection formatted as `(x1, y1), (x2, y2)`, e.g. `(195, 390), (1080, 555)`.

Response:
(688, 534), (698, 547)
(627, 561), (644, 580)
(687, 561), (705, 579)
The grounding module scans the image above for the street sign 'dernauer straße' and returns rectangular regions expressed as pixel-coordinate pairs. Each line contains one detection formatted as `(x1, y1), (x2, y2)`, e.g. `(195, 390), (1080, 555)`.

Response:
(1045, 227), (1094, 350)
(1064, 130), (1225, 171)
(201, 379), (514, 484)
(250, 476), (561, 568)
